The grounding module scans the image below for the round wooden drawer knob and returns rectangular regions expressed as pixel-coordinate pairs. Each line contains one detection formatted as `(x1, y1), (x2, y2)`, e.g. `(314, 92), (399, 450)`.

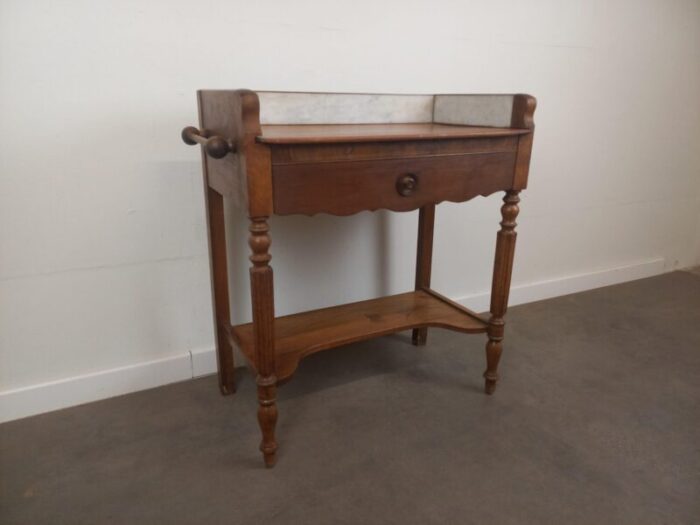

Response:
(396, 174), (418, 196)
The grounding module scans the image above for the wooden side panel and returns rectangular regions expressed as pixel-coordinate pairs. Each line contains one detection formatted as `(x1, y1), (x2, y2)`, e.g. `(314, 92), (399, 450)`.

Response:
(272, 152), (517, 216)
(198, 90), (273, 217)
(510, 94), (537, 190)
(197, 90), (247, 207)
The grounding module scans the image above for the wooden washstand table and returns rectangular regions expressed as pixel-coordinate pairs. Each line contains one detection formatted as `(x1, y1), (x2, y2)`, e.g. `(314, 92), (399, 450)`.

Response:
(182, 90), (536, 467)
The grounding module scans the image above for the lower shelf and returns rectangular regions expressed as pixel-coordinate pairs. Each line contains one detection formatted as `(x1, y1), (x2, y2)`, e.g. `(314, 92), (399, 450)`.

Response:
(230, 289), (488, 382)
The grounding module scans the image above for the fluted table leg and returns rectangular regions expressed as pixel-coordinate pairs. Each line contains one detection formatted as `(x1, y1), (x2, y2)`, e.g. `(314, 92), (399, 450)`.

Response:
(484, 191), (520, 395)
(249, 217), (278, 467)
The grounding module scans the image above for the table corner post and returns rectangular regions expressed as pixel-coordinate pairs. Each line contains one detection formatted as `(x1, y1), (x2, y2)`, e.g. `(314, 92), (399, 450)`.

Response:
(412, 204), (436, 345)
(248, 215), (278, 467)
(484, 190), (520, 395)
(206, 186), (237, 395)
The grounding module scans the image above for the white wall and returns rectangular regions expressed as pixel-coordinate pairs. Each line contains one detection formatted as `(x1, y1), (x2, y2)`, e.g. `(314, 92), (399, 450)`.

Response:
(2, 0), (700, 421)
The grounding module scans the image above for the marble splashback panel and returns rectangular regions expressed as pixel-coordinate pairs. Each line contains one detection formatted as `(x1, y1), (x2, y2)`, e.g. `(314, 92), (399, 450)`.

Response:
(258, 92), (434, 125)
(433, 95), (514, 127)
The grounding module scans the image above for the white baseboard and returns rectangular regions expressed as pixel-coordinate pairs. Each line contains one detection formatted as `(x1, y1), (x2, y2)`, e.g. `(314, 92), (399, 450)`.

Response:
(0, 348), (214, 424)
(456, 257), (667, 313)
(191, 346), (218, 377)
(0, 257), (667, 424)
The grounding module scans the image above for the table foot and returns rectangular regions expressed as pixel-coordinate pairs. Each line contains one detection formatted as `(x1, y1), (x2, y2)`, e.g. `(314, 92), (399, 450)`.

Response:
(412, 327), (428, 346)
(257, 374), (278, 468)
(219, 383), (235, 396)
(483, 338), (502, 395)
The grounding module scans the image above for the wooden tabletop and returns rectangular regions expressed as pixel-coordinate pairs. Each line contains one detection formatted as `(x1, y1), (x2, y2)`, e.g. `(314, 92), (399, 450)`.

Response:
(257, 123), (530, 144)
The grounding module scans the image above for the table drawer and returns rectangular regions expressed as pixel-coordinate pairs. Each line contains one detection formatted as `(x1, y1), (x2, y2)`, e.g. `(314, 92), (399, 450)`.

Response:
(272, 152), (517, 215)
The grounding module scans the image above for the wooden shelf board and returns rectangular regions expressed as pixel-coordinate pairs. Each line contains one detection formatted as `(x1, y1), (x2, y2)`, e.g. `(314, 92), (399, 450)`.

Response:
(231, 289), (488, 381)
(258, 123), (530, 144)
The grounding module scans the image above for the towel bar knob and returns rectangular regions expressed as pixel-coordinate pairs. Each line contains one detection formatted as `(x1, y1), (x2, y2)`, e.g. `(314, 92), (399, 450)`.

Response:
(181, 126), (235, 159)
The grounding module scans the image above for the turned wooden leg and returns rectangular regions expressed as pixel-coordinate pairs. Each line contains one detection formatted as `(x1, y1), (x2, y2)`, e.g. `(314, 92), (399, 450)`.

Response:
(249, 217), (278, 467)
(412, 204), (436, 346)
(484, 191), (520, 395)
(207, 187), (236, 395)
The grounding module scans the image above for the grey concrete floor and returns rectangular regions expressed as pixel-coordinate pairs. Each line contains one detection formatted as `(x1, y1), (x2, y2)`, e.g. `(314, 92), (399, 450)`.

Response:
(1, 271), (700, 524)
